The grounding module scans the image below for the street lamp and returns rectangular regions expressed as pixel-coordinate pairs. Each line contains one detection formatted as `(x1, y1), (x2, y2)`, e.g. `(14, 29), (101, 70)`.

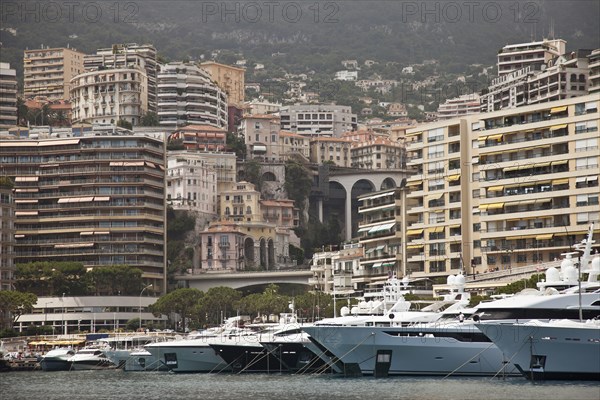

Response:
(139, 284), (153, 331)
(61, 293), (66, 335)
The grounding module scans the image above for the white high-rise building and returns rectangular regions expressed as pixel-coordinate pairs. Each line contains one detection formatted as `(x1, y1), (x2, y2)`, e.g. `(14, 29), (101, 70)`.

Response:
(157, 63), (228, 129)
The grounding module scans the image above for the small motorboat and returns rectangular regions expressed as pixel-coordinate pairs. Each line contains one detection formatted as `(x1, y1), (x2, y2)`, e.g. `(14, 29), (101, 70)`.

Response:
(68, 348), (115, 370)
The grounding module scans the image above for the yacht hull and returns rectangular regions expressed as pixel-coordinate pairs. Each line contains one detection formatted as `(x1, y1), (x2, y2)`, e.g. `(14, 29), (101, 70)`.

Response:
(210, 344), (285, 373)
(303, 324), (518, 376)
(145, 344), (230, 373)
(39, 358), (71, 372)
(478, 322), (600, 380)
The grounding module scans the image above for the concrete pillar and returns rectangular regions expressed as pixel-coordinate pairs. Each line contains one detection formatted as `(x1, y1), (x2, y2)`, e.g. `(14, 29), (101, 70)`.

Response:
(317, 198), (323, 223)
(345, 192), (352, 241)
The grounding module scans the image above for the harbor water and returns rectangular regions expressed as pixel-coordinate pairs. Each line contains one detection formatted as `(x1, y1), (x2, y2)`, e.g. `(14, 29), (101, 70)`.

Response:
(1, 371), (599, 400)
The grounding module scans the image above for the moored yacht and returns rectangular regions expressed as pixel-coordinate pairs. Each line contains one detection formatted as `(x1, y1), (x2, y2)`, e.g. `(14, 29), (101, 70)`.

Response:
(39, 348), (76, 371)
(477, 319), (600, 380)
(68, 347), (115, 370)
(209, 312), (302, 373)
(302, 229), (600, 377)
(144, 316), (257, 373)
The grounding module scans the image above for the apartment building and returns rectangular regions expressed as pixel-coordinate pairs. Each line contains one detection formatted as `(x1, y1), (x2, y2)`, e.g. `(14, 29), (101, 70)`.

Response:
(200, 61), (245, 107)
(279, 104), (357, 137)
(169, 124), (227, 152)
(405, 94), (599, 277)
(241, 114), (280, 161)
(0, 129), (167, 293)
(0, 63), (18, 128)
(589, 49), (600, 94)
(308, 244), (365, 294)
(245, 98), (282, 115)
(350, 137), (407, 170)
(309, 137), (353, 167)
(70, 67), (148, 126)
(497, 38), (566, 76)
(278, 131), (310, 162)
(157, 62), (228, 129)
(0, 178), (16, 291)
(166, 152), (218, 219)
(437, 94), (481, 120)
(23, 47), (86, 101)
(355, 187), (408, 289)
(84, 44), (158, 113)
(481, 51), (591, 112)
(260, 199), (299, 228)
(195, 181), (294, 271)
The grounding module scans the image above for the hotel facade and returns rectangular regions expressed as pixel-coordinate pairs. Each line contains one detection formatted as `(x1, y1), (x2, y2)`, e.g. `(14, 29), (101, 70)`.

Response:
(405, 94), (599, 277)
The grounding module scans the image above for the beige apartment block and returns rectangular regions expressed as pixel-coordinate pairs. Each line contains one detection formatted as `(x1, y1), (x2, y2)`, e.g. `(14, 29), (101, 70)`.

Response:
(278, 131), (310, 162)
(0, 131), (167, 293)
(200, 61), (246, 107)
(405, 94), (599, 278)
(310, 137), (353, 167)
(351, 137), (407, 170)
(497, 39), (566, 76)
(241, 114), (281, 161)
(24, 47), (85, 101)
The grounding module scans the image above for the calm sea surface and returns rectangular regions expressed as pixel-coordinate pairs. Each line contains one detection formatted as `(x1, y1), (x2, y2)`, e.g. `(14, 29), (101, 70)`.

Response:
(1, 371), (599, 400)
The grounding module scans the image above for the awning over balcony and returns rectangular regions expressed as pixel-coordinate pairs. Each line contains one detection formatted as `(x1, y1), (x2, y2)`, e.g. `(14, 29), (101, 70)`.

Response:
(536, 234), (554, 240)
(426, 226), (444, 233)
(406, 180), (422, 187)
(406, 229), (424, 236)
(361, 191), (395, 201)
(550, 106), (567, 113)
(550, 124), (568, 131)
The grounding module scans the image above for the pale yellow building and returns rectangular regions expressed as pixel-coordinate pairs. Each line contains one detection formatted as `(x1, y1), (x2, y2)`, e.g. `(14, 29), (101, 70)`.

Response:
(278, 131), (310, 161)
(24, 47), (86, 100)
(200, 61), (246, 107)
(351, 137), (407, 170)
(405, 94), (599, 277)
(309, 137), (353, 167)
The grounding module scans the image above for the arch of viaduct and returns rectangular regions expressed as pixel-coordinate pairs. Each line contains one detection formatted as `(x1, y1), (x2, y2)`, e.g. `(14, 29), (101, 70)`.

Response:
(317, 169), (411, 241)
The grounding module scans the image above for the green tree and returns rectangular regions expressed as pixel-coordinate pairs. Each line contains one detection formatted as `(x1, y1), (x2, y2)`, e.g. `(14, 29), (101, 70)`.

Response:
(226, 132), (246, 159)
(293, 290), (337, 321)
(17, 97), (28, 126)
(15, 261), (88, 296)
(0, 291), (37, 330)
(167, 138), (185, 150)
(166, 207), (196, 241)
(126, 318), (141, 331)
(236, 284), (290, 319)
(140, 112), (159, 126)
(197, 286), (243, 326)
(242, 159), (262, 189)
(86, 265), (144, 296)
(284, 161), (312, 226)
(150, 288), (204, 332)
(117, 119), (133, 130)
(497, 274), (545, 295)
